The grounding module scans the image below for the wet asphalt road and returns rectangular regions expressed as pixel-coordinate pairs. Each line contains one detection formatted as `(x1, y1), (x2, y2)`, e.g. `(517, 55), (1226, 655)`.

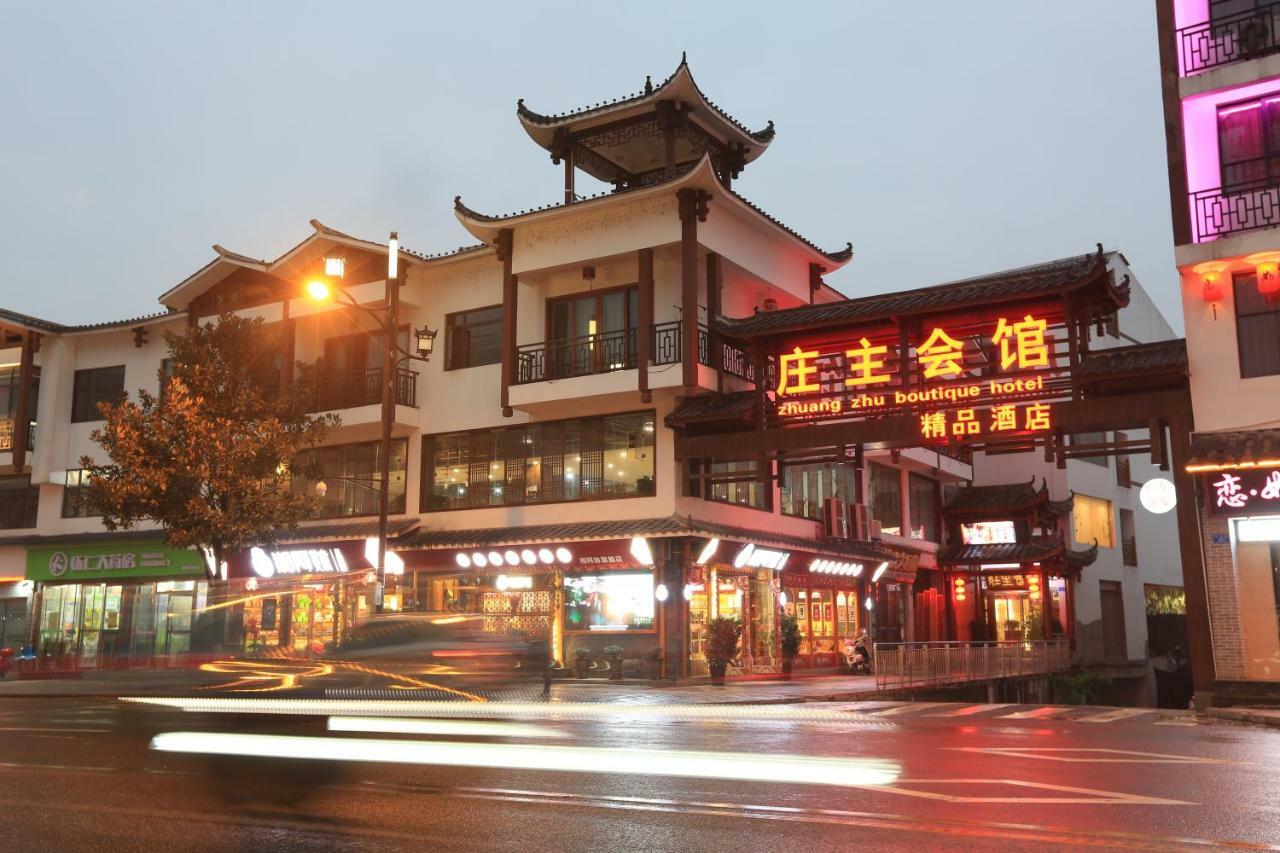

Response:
(1, 696), (1278, 852)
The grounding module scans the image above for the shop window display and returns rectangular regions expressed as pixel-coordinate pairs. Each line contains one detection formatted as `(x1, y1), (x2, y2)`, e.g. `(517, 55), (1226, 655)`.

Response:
(563, 572), (654, 632)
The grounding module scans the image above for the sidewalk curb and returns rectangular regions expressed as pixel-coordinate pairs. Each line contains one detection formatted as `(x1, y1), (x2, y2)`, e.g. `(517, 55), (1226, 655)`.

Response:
(1205, 707), (1280, 729)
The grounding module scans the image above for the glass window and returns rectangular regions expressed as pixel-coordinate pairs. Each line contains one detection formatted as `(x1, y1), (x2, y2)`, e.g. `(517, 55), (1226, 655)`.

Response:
(71, 366), (125, 423)
(291, 439), (408, 517)
(424, 411), (655, 511)
(908, 472), (940, 542)
(62, 469), (99, 518)
(960, 520), (1016, 545)
(1234, 273), (1280, 377)
(780, 462), (856, 521)
(563, 572), (655, 632)
(445, 305), (502, 371)
(1073, 494), (1115, 548)
(0, 475), (38, 529)
(546, 286), (639, 378)
(868, 462), (901, 536)
(689, 458), (769, 511)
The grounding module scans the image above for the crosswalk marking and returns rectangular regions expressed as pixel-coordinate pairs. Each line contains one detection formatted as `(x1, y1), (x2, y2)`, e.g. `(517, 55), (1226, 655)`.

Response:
(930, 704), (1014, 717)
(998, 706), (1071, 719)
(1076, 708), (1154, 724)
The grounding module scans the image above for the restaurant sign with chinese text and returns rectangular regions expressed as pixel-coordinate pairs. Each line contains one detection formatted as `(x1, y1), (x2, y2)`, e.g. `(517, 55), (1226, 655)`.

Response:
(1206, 468), (1280, 516)
(772, 312), (1069, 444)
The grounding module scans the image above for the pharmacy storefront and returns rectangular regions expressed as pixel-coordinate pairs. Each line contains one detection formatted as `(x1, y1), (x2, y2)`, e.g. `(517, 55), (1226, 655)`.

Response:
(27, 540), (208, 668)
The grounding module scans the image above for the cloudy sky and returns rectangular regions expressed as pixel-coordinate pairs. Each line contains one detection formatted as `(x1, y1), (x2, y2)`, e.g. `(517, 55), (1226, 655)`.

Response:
(0, 2), (1179, 330)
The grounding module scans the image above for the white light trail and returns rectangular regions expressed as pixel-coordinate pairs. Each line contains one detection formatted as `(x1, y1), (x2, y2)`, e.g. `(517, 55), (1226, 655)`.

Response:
(150, 732), (899, 789)
(327, 716), (562, 739)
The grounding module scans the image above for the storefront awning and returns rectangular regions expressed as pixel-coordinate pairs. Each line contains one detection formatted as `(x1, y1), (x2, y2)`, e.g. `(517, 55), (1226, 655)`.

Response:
(1185, 428), (1280, 473)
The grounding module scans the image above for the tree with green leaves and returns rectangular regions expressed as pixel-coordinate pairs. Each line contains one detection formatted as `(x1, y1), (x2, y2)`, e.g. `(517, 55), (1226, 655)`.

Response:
(82, 313), (338, 578)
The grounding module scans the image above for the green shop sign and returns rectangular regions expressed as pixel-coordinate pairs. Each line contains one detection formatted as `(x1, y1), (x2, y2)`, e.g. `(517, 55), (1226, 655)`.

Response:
(25, 542), (206, 582)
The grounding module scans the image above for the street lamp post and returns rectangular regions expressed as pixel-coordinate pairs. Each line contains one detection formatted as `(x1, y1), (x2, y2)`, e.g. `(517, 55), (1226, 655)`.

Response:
(308, 232), (435, 614)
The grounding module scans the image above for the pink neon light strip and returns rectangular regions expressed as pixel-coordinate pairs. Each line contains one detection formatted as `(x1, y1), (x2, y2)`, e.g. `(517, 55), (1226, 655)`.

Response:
(1218, 101), (1263, 117)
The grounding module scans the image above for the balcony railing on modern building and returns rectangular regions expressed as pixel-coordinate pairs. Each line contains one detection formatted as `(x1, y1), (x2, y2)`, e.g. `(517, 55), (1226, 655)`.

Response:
(308, 368), (417, 411)
(515, 322), (731, 385)
(873, 640), (1071, 692)
(1191, 179), (1280, 242)
(1177, 3), (1280, 76)
(0, 419), (36, 453)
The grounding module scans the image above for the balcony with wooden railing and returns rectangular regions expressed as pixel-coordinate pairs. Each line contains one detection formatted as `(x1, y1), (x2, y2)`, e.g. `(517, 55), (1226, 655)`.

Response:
(515, 321), (733, 385)
(306, 368), (418, 412)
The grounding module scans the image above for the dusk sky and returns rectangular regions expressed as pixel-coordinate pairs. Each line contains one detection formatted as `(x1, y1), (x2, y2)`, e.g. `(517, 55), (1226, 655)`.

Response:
(0, 2), (1179, 329)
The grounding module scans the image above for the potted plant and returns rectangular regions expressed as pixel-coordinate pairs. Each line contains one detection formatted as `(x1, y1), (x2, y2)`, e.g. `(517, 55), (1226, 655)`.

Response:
(704, 617), (742, 686)
(572, 647), (591, 679)
(779, 613), (802, 679)
(646, 646), (663, 680)
(603, 644), (625, 680)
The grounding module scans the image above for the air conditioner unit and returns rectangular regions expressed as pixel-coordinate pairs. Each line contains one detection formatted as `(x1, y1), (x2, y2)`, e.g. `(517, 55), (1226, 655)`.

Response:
(823, 497), (849, 539)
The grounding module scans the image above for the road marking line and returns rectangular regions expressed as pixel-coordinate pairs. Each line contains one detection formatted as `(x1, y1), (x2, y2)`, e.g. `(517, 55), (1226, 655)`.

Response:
(930, 704), (1014, 717)
(1155, 718), (1199, 727)
(881, 778), (1190, 805)
(998, 706), (1071, 719)
(328, 716), (564, 739)
(869, 703), (949, 716)
(1076, 708), (1155, 724)
(946, 747), (1231, 764)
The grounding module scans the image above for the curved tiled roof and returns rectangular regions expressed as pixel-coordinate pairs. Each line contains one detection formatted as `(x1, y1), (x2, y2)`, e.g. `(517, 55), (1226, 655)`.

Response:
(937, 537), (1096, 568)
(454, 155), (853, 265)
(944, 478), (1072, 516)
(718, 247), (1122, 338)
(1187, 428), (1280, 471)
(1078, 339), (1188, 378)
(516, 54), (775, 145)
(665, 391), (757, 427)
(1, 307), (183, 335)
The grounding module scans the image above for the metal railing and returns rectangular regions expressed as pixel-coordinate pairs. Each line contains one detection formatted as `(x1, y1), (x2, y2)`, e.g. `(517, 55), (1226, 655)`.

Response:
(873, 639), (1071, 691)
(1177, 3), (1280, 76)
(1192, 180), (1280, 242)
(308, 368), (417, 411)
(516, 322), (718, 385)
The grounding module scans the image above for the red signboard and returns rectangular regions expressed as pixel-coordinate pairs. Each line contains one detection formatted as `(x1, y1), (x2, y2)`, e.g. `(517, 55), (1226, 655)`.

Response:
(769, 310), (1072, 445)
(1205, 467), (1280, 516)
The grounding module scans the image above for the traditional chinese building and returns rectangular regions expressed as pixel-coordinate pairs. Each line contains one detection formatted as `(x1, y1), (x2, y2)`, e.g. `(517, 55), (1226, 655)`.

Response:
(1156, 1), (1280, 704)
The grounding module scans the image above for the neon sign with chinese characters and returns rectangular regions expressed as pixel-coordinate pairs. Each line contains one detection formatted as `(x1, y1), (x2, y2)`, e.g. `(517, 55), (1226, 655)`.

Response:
(1207, 468), (1280, 516)
(773, 314), (1058, 443)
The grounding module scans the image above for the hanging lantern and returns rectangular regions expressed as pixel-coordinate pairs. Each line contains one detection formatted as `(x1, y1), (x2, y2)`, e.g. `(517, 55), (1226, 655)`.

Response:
(1193, 261), (1228, 302)
(953, 577), (967, 603)
(1246, 252), (1280, 295)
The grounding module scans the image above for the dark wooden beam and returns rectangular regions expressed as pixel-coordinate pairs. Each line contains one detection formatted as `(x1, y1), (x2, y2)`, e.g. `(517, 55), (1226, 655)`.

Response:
(1168, 414), (1216, 702)
(1155, 0), (1193, 246)
(808, 263), (825, 304)
(11, 332), (35, 473)
(279, 297), (295, 397)
(497, 229), (516, 418)
(638, 248), (654, 404)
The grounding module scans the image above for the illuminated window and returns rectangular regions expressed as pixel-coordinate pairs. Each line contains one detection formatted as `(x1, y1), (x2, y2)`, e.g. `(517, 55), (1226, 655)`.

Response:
(1234, 272), (1280, 377)
(868, 462), (901, 536)
(563, 572), (655, 632)
(445, 305), (502, 371)
(960, 521), (1017, 545)
(1073, 494), (1115, 548)
(780, 462), (854, 520)
(688, 458), (770, 511)
(424, 411), (655, 511)
(1217, 94), (1280, 193)
(291, 439), (408, 518)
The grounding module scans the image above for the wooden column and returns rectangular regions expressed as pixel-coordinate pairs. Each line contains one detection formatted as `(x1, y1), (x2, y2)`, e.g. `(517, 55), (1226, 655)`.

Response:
(705, 253), (723, 392)
(808, 263), (825, 304)
(677, 188), (709, 395)
(637, 248), (654, 404)
(497, 229), (517, 418)
(564, 149), (575, 204)
(11, 331), (35, 473)
(1168, 414), (1217, 701)
(278, 297), (295, 397)
(1154, 0), (1193, 246)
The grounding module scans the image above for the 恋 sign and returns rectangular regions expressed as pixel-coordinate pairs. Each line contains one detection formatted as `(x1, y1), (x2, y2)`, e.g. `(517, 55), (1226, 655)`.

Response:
(1206, 468), (1280, 516)
(772, 313), (1060, 443)
(25, 542), (205, 582)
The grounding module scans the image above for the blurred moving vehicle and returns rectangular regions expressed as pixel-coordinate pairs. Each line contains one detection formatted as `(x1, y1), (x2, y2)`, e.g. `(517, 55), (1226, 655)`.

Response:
(322, 613), (547, 691)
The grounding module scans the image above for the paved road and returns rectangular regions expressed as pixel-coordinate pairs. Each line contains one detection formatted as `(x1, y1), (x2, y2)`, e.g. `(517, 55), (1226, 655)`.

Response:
(1, 696), (1276, 851)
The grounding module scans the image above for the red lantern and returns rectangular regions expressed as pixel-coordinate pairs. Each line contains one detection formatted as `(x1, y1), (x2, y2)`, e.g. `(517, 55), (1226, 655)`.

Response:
(1246, 253), (1280, 296)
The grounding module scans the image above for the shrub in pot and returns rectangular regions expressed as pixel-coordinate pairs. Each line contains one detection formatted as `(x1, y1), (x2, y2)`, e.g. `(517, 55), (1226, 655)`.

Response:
(704, 617), (742, 686)
(646, 646), (663, 680)
(572, 647), (591, 679)
(603, 644), (625, 680)
(779, 613), (802, 678)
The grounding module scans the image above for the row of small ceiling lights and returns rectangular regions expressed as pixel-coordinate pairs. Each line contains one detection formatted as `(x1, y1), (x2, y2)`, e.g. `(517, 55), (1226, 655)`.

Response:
(809, 559), (863, 577)
(456, 547), (573, 570)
